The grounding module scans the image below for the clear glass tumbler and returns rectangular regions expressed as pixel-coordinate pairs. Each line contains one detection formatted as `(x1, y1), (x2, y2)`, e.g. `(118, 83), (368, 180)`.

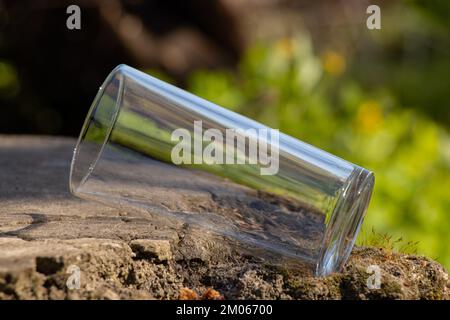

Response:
(70, 64), (374, 276)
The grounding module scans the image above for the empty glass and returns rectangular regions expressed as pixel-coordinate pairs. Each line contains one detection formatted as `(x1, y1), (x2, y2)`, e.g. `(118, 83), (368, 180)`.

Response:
(70, 64), (374, 276)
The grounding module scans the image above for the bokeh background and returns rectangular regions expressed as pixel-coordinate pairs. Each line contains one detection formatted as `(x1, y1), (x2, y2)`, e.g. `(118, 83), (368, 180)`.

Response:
(1, 0), (449, 269)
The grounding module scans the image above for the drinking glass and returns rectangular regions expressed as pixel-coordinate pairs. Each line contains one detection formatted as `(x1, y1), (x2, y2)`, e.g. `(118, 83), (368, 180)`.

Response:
(70, 64), (374, 276)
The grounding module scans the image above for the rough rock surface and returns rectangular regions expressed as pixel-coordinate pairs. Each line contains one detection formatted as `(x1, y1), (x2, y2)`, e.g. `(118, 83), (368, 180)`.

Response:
(0, 135), (448, 300)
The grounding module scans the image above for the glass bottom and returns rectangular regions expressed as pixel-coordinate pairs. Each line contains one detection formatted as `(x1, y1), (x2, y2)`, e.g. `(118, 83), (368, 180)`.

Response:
(316, 167), (374, 276)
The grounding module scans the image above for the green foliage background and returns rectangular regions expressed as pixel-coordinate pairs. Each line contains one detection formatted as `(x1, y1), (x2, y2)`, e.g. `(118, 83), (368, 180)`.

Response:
(183, 3), (450, 269)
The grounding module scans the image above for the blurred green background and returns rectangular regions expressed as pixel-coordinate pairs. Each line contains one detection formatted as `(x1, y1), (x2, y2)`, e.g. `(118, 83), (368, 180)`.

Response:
(1, 1), (449, 268)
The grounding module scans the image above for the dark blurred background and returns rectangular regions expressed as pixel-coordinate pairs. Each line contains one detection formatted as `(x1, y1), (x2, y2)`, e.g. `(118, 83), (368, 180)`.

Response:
(1, 0), (450, 268)
(0, 0), (247, 135)
(2, 0), (450, 134)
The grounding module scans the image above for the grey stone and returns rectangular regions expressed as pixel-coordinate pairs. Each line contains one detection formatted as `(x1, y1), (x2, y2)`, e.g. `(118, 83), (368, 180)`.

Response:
(130, 239), (172, 262)
(0, 135), (448, 300)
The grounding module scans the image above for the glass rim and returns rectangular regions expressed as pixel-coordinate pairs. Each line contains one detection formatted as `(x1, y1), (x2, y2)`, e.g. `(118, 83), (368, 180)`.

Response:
(70, 64), (126, 195)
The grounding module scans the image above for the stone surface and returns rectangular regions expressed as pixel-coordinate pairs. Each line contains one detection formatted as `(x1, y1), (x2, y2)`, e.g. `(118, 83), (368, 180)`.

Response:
(130, 239), (173, 262)
(0, 135), (448, 300)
